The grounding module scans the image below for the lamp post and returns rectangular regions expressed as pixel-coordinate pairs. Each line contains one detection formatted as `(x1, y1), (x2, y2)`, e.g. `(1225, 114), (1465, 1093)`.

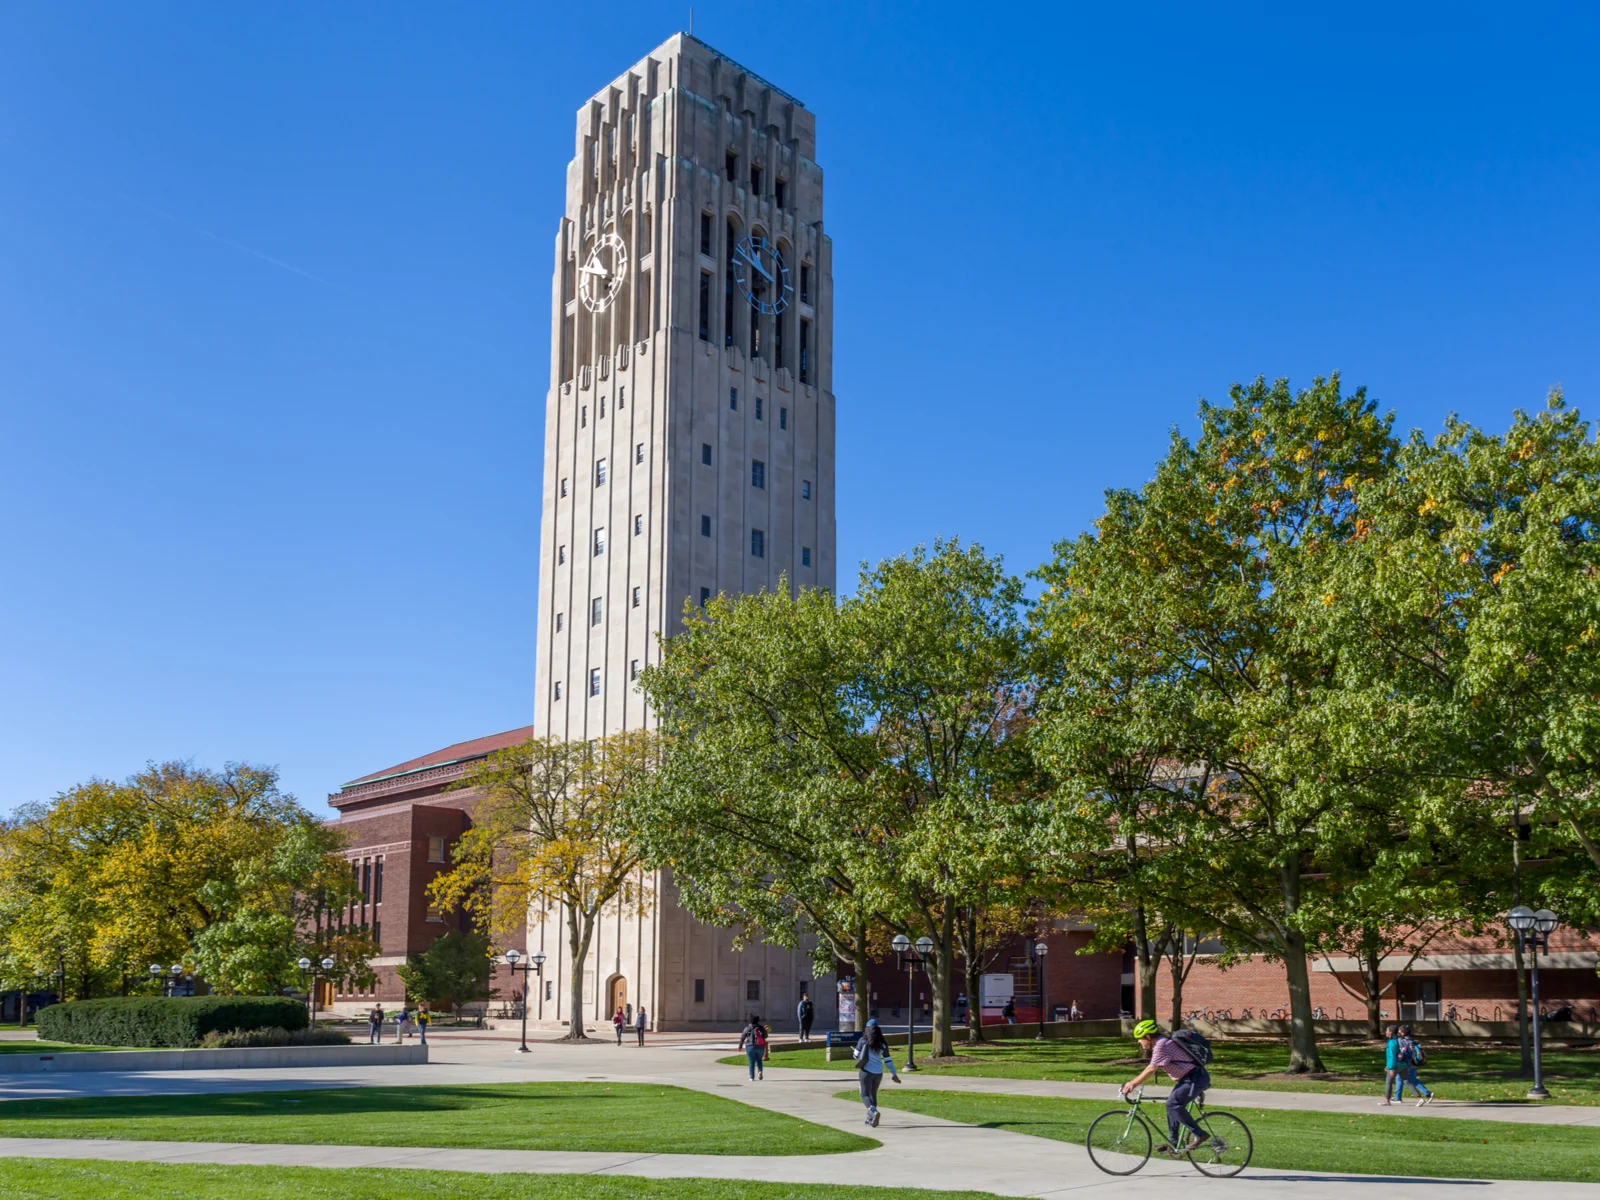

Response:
(297, 957), (317, 1023)
(891, 934), (934, 1071)
(1506, 906), (1560, 1099)
(168, 963), (183, 997)
(149, 963), (164, 996)
(1033, 940), (1050, 1040)
(503, 949), (546, 1053)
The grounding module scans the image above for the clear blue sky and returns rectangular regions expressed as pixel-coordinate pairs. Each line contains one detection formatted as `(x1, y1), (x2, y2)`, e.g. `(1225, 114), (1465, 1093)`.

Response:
(3, 3), (1596, 815)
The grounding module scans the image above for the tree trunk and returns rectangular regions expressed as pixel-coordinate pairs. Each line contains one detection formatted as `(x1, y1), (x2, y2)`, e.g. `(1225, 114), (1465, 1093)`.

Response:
(1168, 938), (1186, 1028)
(1363, 953), (1382, 1040)
(959, 908), (987, 1045)
(847, 924), (872, 1033)
(929, 906), (955, 1058)
(564, 903), (596, 1041)
(1279, 858), (1324, 1073)
(1131, 900), (1160, 1021)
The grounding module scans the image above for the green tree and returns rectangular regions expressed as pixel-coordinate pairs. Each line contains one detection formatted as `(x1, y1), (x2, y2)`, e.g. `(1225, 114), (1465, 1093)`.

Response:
(431, 732), (657, 1041)
(396, 930), (494, 1012)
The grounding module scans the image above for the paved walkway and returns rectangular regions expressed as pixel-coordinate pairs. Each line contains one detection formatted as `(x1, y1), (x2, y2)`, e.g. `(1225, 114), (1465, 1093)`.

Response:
(2, 1039), (1598, 1198)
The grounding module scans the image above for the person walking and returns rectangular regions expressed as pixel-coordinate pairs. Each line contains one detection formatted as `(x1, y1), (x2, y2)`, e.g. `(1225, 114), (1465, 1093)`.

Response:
(797, 992), (815, 1043)
(1069, 1000), (1083, 1021)
(624, 1001), (634, 1029)
(367, 1004), (383, 1045)
(634, 1005), (647, 1046)
(738, 1013), (769, 1080)
(1380, 1023), (1399, 1105)
(417, 1004), (431, 1045)
(1392, 1024), (1435, 1105)
(852, 1019), (901, 1127)
(394, 1006), (411, 1043)
(612, 1005), (626, 1046)
(1003, 998), (1016, 1025)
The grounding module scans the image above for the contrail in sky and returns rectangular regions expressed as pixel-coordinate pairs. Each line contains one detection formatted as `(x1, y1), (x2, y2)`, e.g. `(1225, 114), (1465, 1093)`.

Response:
(119, 193), (349, 292)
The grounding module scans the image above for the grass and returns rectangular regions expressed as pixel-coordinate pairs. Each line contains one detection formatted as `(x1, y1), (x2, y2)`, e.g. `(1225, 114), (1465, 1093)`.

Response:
(749, 1035), (1600, 1103)
(0, 1160), (1005, 1200)
(844, 1088), (1600, 1183)
(0, 1082), (872, 1155)
(0, 1042), (116, 1055)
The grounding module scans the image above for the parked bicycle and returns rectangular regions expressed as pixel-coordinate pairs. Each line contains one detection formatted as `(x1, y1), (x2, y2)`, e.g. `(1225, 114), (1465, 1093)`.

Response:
(1086, 1084), (1253, 1177)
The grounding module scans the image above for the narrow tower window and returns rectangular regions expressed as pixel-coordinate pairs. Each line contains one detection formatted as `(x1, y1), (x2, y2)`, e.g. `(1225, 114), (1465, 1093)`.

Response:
(702, 443), (712, 465)
(779, 407), (788, 430)
(751, 460), (765, 489)
(591, 597), (603, 626)
(751, 529), (765, 558)
(595, 458), (607, 486)
(700, 212), (713, 255)
(698, 272), (712, 342)
(589, 669), (602, 697)
(701, 514), (712, 537)
(593, 527), (605, 556)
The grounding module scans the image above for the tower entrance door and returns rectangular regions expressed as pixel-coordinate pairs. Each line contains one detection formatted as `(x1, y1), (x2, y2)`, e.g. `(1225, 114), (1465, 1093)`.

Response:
(609, 976), (627, 1015)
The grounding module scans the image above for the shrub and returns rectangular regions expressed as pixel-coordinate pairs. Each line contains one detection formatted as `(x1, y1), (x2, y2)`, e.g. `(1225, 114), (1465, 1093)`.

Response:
(36, 996), (309, 1048)
(199, 1026), (352, 1049)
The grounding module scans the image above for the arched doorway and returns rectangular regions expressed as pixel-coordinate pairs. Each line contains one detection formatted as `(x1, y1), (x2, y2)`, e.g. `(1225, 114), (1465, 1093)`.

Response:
(608, 975), (627, 1015)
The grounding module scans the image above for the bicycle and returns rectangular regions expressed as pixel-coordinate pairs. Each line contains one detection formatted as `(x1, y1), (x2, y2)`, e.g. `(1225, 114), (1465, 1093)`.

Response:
(1086, 1084), (1253, 1177)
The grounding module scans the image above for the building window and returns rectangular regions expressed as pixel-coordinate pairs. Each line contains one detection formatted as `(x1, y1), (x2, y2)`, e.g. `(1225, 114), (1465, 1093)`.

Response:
(426, 905), (444, 923)
(702, 443), (712, 465)
(779, 406), (788, 430)
(595, 458), (607, 486)
(373, 920), (381, 945)
(751, 528), (765, 558)
(729, 387), (738, 411)
(554, 681), (563, 700)
(560, 477), (568, 498)
(755, 397), (763, 421)
(775, 178), (787, 209)
(800, 319), (811, 383)
(428, 836), (446, 863)
(631, 586), (640, 608)
(751, 460), (765, 489)
(634, 514), (643, 535)
(800, 263), (811, 304)
(590, 668), (602, 697)
(635, 443), (644, 464)
(750, 164), (762, 194)
(775, 308), (785, 369)
(698, 271), (712, 342)
(555, 612), (564, 632)
(591, 597), (603, 626)
(802, 479), (812, 501)
(700, 211), (713, 255)
(699, 587), (711, 606)
(619, 386), (625, 408)
(594, 527), (605, 556)
(802, 546), (811, 568)
(558, 544), (567, 564)
(361, 859), (371, 899)
(630, 659), (640, 680)
(694, 978), (706, 1003)
(599, 396), (606, 418)
(581, 405), (587, 428)
(701, 514), (712, 537)
(545, 980), (553, 1001)
(373, 860), (383, 902)
(724, 149), (736, 182)
(746, 979), (761, 1002)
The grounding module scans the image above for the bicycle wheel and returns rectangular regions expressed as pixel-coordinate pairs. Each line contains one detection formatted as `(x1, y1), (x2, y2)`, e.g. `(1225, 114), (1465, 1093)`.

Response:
(1187, 1110), (1252, 1177)
(1086, 1109), (1153, 1175)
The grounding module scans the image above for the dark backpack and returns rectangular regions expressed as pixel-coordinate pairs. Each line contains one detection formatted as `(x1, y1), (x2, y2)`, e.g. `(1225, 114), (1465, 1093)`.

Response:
(1169, 1028), (1214, 1066)
(1398, 1037), (1422, 1065)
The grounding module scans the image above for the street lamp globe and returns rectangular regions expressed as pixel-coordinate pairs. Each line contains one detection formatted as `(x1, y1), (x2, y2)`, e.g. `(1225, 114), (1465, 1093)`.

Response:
(148, 963), (162, 978)
(1507, 906), (1536, 933)
(504, 949), (521, 965)
(320, 957), (334, 972)
(169, 964), (182, 977)
(532, 952), (547, 968)
(1035, 941), (1049, 957)
(891, 934), (911, 953)
(297, 957), (312, 971)
(1533, 910), (1560, 935)
(915, 936), (934, 956)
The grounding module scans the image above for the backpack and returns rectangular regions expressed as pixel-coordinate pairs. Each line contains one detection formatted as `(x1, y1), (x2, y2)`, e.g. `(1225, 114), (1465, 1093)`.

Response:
(1169, 1028), (1214, 1066)
(753, 1024), (768, 1047)
(1398, 1037), (1422, 1065)
(851, 1036), (872, 1066)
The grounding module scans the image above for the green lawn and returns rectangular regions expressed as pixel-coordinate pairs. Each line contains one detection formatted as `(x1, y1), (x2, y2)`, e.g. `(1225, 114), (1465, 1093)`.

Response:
(0, 1160), (1003, 1200)
(756, 1035), (1600, 1104)
(0, 1042), (116, 1055)
(0, 1082), (873, 1155)
(845, 1088), (1600, 1183)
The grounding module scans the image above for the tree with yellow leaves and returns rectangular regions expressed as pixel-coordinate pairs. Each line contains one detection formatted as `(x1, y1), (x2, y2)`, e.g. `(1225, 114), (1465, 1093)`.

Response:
(430, 731), (658, 1041)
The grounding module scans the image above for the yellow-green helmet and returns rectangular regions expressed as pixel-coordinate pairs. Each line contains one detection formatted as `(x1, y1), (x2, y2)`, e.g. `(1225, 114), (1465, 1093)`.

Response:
(1132, 1019), (1160, 1039)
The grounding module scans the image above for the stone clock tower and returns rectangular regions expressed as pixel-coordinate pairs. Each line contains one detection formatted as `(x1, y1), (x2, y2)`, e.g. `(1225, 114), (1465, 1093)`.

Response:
(528, 34), (837, 1028)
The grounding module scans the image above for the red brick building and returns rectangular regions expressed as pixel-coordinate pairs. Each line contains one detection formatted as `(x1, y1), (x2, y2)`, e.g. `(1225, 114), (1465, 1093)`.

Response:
(324, 726), (533, 1012)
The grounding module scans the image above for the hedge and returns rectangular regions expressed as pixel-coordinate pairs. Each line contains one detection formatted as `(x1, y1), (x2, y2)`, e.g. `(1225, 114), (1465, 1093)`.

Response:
(36, 996), (309, 1048)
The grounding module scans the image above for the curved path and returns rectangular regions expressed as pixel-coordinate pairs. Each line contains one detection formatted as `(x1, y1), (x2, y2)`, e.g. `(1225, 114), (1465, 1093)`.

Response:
(1, 1035), (1597, 1199)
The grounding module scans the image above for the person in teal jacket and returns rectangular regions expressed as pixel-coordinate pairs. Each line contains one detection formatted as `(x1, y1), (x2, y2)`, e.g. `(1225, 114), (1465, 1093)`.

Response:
(1380, 1024), (1399, 1105)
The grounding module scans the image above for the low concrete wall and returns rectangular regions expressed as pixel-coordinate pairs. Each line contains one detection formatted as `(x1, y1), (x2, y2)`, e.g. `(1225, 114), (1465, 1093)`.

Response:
(1180, 1017), (1600, 1044)
(0, 1043), (429, 1073)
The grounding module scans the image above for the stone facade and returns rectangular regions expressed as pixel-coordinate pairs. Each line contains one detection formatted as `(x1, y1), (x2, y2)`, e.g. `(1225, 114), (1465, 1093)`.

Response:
(526, 33), (838, 1030)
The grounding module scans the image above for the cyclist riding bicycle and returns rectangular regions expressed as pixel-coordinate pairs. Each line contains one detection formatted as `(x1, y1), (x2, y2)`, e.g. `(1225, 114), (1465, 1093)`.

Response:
(1120, 1019), (1211, 1155)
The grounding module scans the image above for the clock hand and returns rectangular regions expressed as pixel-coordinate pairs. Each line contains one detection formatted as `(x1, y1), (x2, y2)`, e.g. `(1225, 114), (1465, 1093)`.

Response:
(734, 246), (774, 283)
(579, 260), (610, 278)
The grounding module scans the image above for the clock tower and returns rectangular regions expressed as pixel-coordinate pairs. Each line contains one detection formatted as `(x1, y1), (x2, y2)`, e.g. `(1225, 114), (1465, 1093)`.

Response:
(530, 34), (837, 1027)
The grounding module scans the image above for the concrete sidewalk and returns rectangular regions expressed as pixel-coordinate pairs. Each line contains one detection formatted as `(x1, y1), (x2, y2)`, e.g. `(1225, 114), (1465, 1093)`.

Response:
(2, 1039), (1599, 1198)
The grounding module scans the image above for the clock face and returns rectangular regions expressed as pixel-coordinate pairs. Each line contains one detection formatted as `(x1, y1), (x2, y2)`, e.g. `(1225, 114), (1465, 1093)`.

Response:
(731, 235), (791, 315)
(578, 232), (628, 313)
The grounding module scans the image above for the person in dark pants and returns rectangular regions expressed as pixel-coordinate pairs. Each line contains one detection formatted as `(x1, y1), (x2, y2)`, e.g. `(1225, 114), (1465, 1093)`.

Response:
(852, 1019), (901, 1127)
(367, 1004), (383, 1044)
(634, 1006), (647, 1046)
(1119, 1019), (1212, 1154)
(738, 1013), (769, 1080)
(797, 992), (815, 1043)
